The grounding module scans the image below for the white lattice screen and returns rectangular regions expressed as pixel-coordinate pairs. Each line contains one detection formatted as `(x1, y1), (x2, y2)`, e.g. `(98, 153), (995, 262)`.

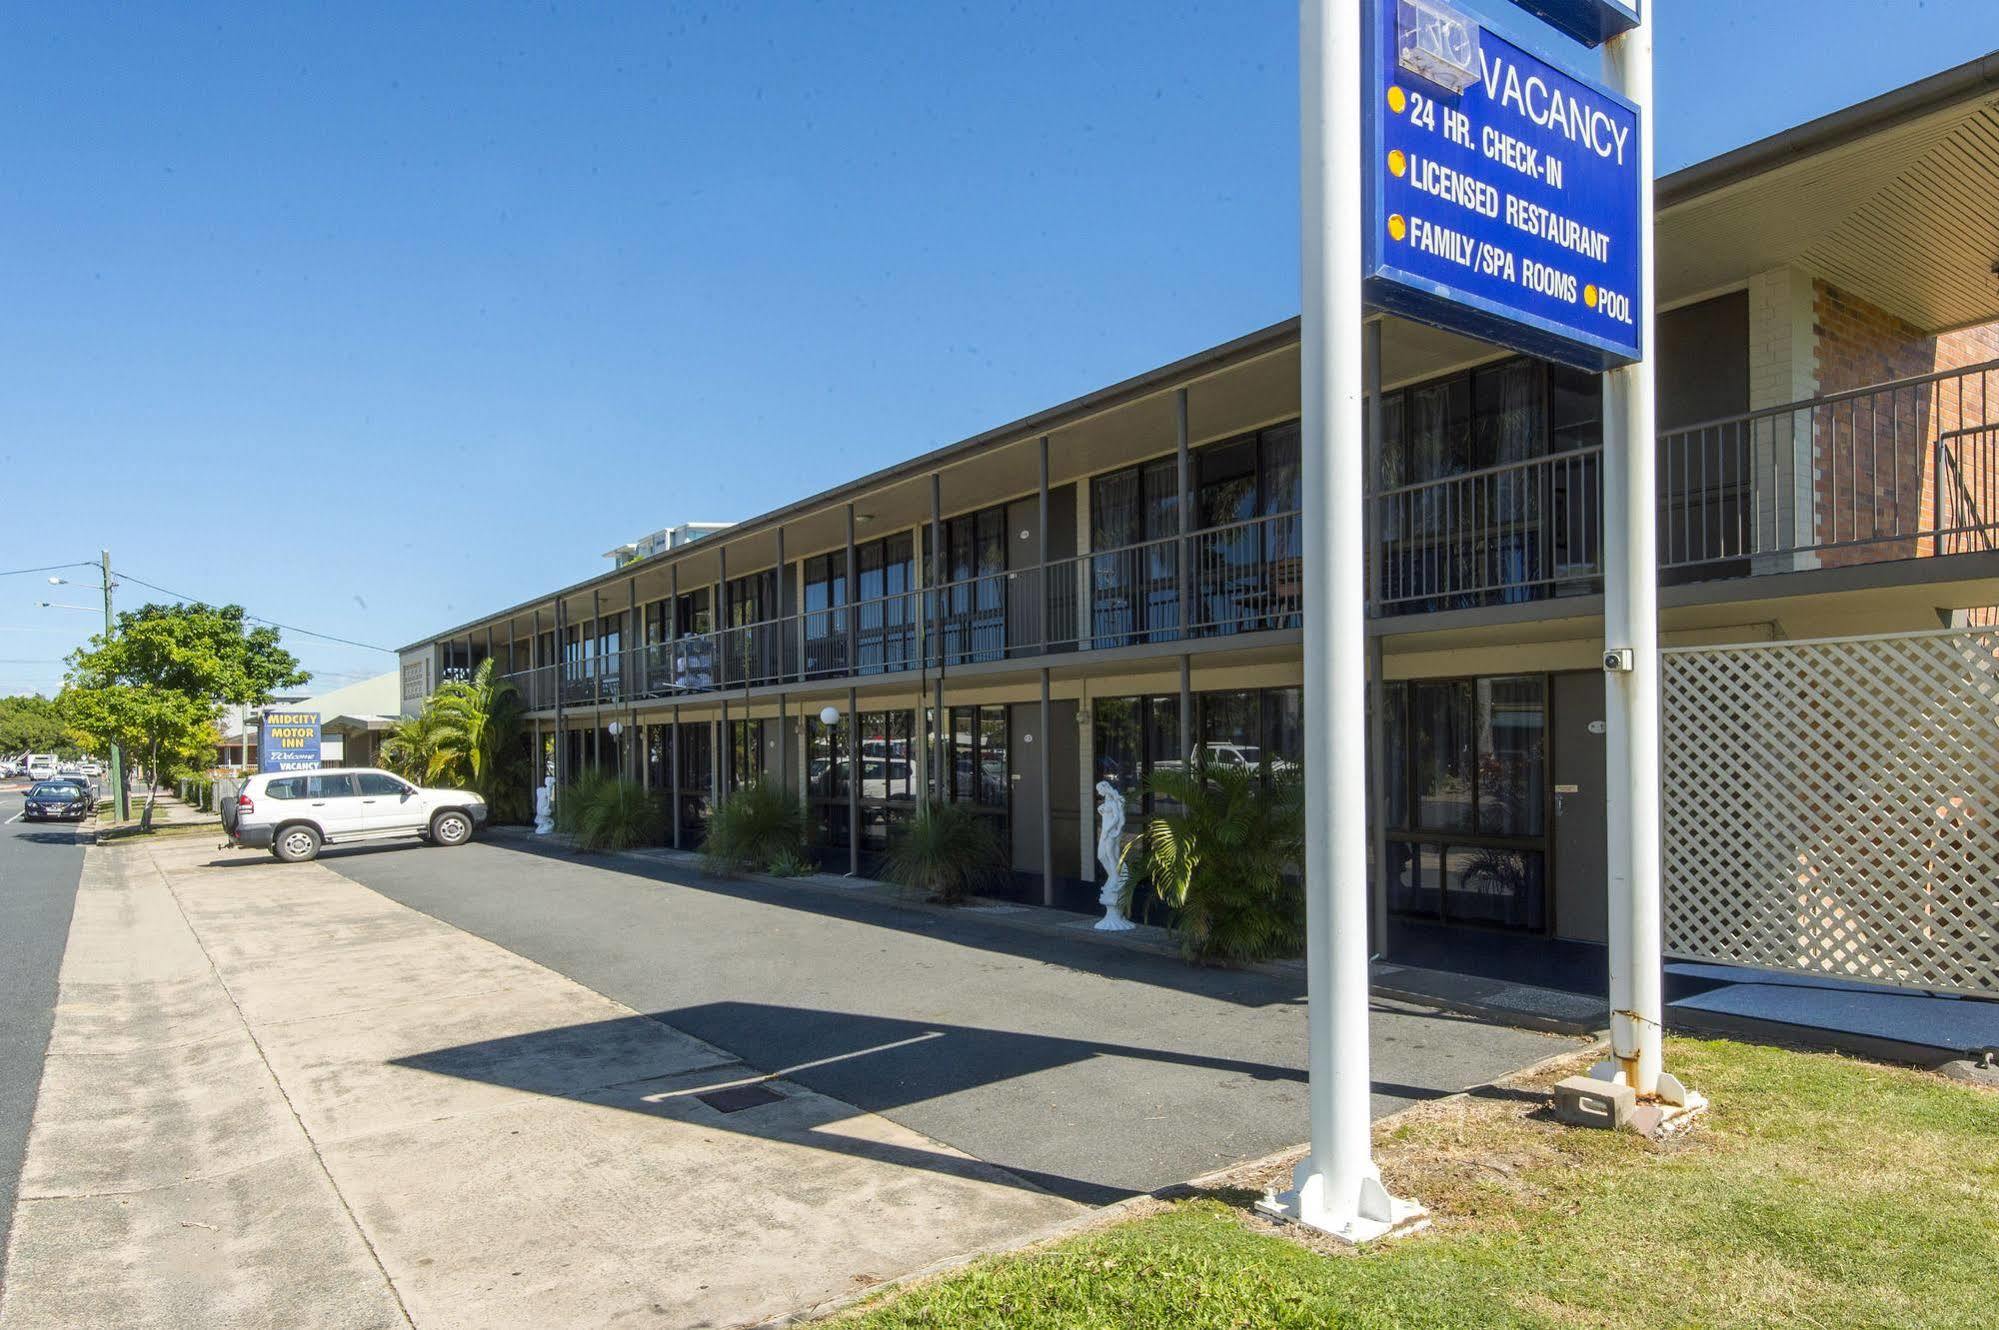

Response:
(1662, 628), (1999, 996)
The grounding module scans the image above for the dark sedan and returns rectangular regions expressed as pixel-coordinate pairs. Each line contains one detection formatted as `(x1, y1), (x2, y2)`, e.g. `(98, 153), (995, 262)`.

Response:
(23, 781), (89, 821)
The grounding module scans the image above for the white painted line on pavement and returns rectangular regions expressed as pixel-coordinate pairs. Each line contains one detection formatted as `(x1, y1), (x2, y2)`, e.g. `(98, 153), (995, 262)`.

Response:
(639, 1031), (948, 1103)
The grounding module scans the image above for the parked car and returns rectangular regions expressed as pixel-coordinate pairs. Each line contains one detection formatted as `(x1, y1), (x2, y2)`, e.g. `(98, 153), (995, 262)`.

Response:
(223, 767), (487, 863)
(24, 754), (59, 782)
(23, 780), (89, 822)
(42, 775), (96, 811)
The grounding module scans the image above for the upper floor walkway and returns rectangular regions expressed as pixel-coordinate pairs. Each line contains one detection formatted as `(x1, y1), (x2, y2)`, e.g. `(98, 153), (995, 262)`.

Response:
(493, 357), (1999, 712)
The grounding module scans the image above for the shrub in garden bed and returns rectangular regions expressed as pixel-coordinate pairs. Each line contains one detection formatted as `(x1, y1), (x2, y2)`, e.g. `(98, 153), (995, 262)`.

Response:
(555, 772), (667, 853)
(881, 801), (1006, 904)
(1121, 760), (1304, 964)
(702, 782), (809, 877)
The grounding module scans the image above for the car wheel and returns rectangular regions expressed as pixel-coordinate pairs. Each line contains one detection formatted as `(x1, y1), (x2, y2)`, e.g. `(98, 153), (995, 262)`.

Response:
(430, 810), (473, 847)
(274, 825), (322, 863)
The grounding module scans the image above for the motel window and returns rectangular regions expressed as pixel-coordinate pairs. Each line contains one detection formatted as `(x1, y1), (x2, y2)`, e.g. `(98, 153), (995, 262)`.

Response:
(806, 709), (917, 857)
(925, 508), (1007, 665)
(1384, 674), (1548, 931)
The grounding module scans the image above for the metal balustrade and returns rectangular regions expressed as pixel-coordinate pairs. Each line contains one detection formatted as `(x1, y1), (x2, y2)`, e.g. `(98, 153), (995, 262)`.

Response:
(1376, 448), (1603, 613)
(1374, 357), (1999, 612)
(1658, 358), (1999, 571)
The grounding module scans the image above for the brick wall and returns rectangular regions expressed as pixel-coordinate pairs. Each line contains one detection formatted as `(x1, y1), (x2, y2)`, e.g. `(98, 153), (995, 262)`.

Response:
(1810, 281), (1999, 565)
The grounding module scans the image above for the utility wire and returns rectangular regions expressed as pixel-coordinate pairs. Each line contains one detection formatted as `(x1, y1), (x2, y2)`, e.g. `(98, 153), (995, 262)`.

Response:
(0, 561), (99, 580)
(111, 570), (398, 655)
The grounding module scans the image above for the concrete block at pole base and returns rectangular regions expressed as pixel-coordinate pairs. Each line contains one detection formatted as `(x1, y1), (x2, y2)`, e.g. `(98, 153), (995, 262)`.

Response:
(1553, 1075), (1635, 1130)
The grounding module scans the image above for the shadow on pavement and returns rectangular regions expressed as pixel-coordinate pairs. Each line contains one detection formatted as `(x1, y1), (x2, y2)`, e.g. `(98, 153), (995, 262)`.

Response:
(391, 1001), (1486, 1206)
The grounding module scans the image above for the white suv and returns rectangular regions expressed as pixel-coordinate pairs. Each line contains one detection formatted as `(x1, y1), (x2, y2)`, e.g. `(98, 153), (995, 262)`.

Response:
(225, 767), (487, 863)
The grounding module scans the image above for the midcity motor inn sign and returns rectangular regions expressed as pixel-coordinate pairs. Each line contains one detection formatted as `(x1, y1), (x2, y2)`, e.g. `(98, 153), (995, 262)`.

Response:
(259, 711), (322, 773)
(1364, 0), (1643, 370)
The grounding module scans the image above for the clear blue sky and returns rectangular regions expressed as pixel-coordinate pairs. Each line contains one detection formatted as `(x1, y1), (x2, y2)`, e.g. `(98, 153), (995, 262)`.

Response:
(4, 1), (1994, 696)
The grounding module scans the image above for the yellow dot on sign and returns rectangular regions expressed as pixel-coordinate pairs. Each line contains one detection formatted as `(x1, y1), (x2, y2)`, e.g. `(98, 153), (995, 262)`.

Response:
(1388, 149), (1407, 178)
(1388, 214), (1407, 242)
(1584, 284), (1598, 308)
(1387, 85), (1407, 114)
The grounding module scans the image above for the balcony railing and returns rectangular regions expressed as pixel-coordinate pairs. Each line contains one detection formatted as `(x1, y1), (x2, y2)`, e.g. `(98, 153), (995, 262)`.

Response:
(502, 512), (1301, 708)
(1658, 358), (1998, 571)
(1376, 448), (1603, 612)
(1376, 358), (1999, 612)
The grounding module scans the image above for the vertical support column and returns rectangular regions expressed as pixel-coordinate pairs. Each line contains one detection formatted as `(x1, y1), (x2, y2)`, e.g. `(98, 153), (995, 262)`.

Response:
(846, 686), (860, 877)
(1602, 15), (1668, 1100)
(709, 717), (721, 819)
(719, 545), (730, 691)
(532, 607), (543, 755)
(1364, 320), (1391, 953)
(670, 704), (682, 850)
(777, 692), (788, 794)
(1038, 435), (1051, 653)
(1179, 655), (1192, 762)
(776, 525), (787, 682)
(845, 506), (858, 675)
(1261, 0), (1420, 1242)
(721, 698), (732, 794)
(591, 588), (603, 770)
(553, 599), (566, 786)
(1039, 667), (1054, 907)
(930, 474), (945, 797)
(1177, 387), (1193, 634)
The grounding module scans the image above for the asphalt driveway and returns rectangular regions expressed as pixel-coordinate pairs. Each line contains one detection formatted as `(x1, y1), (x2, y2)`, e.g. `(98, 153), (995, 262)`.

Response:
(323, 834), (1575, 1204)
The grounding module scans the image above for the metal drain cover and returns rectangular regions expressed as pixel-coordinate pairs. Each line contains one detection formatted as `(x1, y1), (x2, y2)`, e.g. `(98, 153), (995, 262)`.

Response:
(695, 1083), (783, 1114)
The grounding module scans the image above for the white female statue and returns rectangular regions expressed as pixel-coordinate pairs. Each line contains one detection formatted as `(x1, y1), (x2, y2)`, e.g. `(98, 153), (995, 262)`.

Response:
(1092, 778), (1136, 931)
(533, 775), (556, 836)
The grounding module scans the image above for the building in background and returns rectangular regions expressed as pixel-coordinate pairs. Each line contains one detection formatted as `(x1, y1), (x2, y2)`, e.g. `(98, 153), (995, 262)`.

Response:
(216, 671), (401, 772)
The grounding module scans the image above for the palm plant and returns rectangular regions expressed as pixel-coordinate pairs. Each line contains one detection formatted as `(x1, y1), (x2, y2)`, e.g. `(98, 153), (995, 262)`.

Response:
(381, 708), (447, 784)
(702, 781), (809, 877)
(881, 800), (1006, 904)
(1122, 759), (1305, 964)
(426, 660), (532, 822)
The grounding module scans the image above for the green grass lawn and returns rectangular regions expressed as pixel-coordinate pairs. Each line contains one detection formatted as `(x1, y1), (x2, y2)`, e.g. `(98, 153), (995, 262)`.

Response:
(841, 1039), (1999, 1329)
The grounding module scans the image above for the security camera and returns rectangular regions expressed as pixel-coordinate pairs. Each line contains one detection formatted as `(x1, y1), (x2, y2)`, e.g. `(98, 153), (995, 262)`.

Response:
(1603, 648), (1635, 672)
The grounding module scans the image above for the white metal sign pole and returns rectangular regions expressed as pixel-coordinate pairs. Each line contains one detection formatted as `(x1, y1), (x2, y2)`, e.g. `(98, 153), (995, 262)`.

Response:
(1263, 0), (1422, 1243)
(1601, 6), (1667, 1098)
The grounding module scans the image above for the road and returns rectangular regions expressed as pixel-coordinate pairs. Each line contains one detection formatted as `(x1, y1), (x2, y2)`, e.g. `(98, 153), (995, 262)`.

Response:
(0, 780), (88, 1286)
(324, 833), (1574, 1203)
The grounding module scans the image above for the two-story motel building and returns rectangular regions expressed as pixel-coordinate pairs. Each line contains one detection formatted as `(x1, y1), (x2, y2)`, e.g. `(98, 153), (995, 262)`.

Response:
(400, 58), (1999, 980)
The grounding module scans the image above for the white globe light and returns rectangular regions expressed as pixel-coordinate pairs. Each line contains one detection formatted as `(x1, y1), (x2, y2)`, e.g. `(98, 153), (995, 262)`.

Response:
(819, 706), (840, 726)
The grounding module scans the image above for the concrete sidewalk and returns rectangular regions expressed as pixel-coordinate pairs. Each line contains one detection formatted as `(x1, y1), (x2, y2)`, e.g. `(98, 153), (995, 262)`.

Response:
(0, 838), (1079, 1329)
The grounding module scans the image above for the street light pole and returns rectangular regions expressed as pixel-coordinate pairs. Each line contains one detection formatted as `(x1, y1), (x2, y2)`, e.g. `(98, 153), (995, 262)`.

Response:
(1257, 0), (1421, 1243)
(100, 550), (129, 822)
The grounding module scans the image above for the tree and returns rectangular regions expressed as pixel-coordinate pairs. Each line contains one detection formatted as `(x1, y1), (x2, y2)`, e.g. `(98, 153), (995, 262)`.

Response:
(59, 602), (308, 807)
(427, 659), (530, 815)
(0, 694), (74, 756)
(387, 660), (533, 822)
(382, 708), (446, 784)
